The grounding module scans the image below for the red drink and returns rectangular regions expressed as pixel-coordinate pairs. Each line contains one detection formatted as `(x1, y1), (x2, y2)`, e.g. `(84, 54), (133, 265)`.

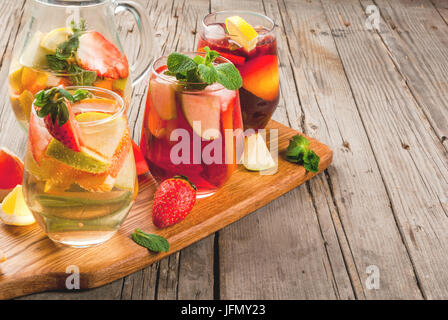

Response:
(140, 54), (244, 198)
(198, 11), (279, 130)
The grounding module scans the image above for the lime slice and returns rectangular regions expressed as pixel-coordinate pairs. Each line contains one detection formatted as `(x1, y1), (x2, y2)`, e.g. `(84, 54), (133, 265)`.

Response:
(46, 139), (111, 174)
(40, 27), (73, 52)
(225, 16), (258, 52)
(0, 185), (36, 226)
(242, 133), (275, 171)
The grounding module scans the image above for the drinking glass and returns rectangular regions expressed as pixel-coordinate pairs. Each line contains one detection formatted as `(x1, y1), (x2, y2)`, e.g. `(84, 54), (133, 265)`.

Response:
(23, 86), (137, 247)
(198, 11), (279, 130)
(140, 53), (244, 198)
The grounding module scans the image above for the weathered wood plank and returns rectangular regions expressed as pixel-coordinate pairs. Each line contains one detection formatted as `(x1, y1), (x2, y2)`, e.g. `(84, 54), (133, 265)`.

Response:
(211, 0), (351, 299)
(321, 0), (448, 299)
(362, 0), (448, 149)
(280, 0), (422, 299)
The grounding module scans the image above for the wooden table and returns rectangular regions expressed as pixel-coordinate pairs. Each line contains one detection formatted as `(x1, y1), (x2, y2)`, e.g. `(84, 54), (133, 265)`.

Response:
(0, 0), (447, 300)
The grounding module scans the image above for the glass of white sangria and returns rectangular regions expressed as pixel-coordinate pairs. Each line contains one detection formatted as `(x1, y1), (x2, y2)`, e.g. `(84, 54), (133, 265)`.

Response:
(23, 86), (137, 248)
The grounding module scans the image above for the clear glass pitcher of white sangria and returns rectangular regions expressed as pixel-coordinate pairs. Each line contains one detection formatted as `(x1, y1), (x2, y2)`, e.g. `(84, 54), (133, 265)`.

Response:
(9, 0), (154, 129)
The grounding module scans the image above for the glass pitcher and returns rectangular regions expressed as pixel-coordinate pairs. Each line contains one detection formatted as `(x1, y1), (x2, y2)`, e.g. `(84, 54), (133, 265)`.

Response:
(8, 0), (154, 129)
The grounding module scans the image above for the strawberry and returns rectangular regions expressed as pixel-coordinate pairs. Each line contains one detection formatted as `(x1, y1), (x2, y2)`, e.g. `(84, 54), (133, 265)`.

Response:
(43, 99), (82, 152)
(132, 140), (149, 176)
(152, 176), (197, 228)
(76, 31), (129, 79)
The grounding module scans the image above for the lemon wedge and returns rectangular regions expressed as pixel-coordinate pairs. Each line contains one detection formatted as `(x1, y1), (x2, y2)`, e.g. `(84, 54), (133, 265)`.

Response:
(0, 185), (36, 226)
(242, 133), (276, 171)
(225, 16), (258, 52)
(40, 27), (73, 52)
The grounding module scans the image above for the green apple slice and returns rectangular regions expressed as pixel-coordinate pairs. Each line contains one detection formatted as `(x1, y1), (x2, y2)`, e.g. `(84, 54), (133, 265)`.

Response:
(149, 78), (177, 120)
(46, 139), (111, 174)
(243, 133), (275, 171)
(181, 93), (221, 140)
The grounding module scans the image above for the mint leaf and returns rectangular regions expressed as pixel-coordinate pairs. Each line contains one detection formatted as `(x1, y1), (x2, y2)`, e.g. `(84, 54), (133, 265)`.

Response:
(72, 89), (92, 102)
(68, 64), (97, 86)
(203, 46), (220, 64)
(285, 134), (320, 173)
(304, 150), (320, 173)
(215, 63), (243, 90)
(46, 54), (69, 71)
(131, 229), (169, 253)
(167, 52), (197, 73)
(198, 64), (218, 84)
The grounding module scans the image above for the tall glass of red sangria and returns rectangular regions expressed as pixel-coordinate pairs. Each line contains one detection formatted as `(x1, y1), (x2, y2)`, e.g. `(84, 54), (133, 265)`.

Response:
(140, 50), (244, 198)
(198, 11), (279, 130)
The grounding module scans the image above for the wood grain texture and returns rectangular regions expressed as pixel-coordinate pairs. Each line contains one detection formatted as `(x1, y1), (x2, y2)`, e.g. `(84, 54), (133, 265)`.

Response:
(321, 0), (448, 299)
(0, 121), (332, 299)
(280, 0), (423, 299)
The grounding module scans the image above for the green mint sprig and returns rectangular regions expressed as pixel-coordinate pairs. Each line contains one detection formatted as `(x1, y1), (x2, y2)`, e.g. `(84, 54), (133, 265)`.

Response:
(165, 47), (243, 91)
(131, 229), (169, 253)
(46, 19), (97, 86)
(286, 135), (320, 173)
(34, 87), (91, 126)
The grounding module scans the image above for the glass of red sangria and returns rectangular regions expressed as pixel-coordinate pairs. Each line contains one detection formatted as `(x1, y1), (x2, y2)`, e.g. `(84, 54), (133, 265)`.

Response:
(198, 11), (279, 130)
(140, 50), (244, 198)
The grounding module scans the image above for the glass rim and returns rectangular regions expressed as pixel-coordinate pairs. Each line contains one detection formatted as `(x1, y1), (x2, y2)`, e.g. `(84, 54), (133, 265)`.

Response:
(33, 0), (108, 8)
(151, 52), (234, 92)
(31, 86), (126, 127)
(201, 10), (276, 34)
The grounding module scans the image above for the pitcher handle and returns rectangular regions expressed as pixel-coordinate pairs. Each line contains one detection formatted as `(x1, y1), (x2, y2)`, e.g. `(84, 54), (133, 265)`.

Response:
(114, 0), (155, 86)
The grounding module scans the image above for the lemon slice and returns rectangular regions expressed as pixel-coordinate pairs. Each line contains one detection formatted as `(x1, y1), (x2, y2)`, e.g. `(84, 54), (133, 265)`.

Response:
(242, 133), (276, 171)
(40, 27), (73, 52)
(225, 16), (258, 52)
(75, 111), (112, 122)
(0, 185), (36, 226)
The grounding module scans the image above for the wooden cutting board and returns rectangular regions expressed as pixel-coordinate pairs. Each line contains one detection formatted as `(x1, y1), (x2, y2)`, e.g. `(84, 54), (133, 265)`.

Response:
(0, 120), (332, 299)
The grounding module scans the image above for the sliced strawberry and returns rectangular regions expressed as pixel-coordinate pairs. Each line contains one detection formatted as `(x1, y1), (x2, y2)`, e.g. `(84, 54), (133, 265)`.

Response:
(132, 140), (149, 176)
(29, 111), (52, 164)
(152, 176), (196, 228)
(77, 31), (129, 79)
(43, 100), (82, 152)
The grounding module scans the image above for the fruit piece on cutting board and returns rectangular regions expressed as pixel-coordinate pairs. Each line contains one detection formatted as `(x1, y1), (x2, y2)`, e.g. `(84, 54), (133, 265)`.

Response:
(0, 148), (24, 202)
(0, 185), (36, 226)
(239, 55), (279, 101)
(225, 16), (258, 52)
(152, 176), (197, 228)
(181, 93), (221, 140)
(76, 31), (129, 79)
(0, 249), (5, 263)
(149, 78), (177, 120)
(242, 133), (275, 171)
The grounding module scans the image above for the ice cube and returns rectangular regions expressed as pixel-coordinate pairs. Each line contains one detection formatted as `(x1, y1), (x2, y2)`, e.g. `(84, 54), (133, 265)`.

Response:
(204, 24), (226, 40)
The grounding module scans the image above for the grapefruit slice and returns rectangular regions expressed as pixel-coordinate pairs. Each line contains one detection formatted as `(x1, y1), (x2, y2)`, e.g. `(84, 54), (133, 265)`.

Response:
(149, 78), (177, 120)
(239, 55), (279, 101)
(181, 93), (221, 140)
(0, 148), (24, 201)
